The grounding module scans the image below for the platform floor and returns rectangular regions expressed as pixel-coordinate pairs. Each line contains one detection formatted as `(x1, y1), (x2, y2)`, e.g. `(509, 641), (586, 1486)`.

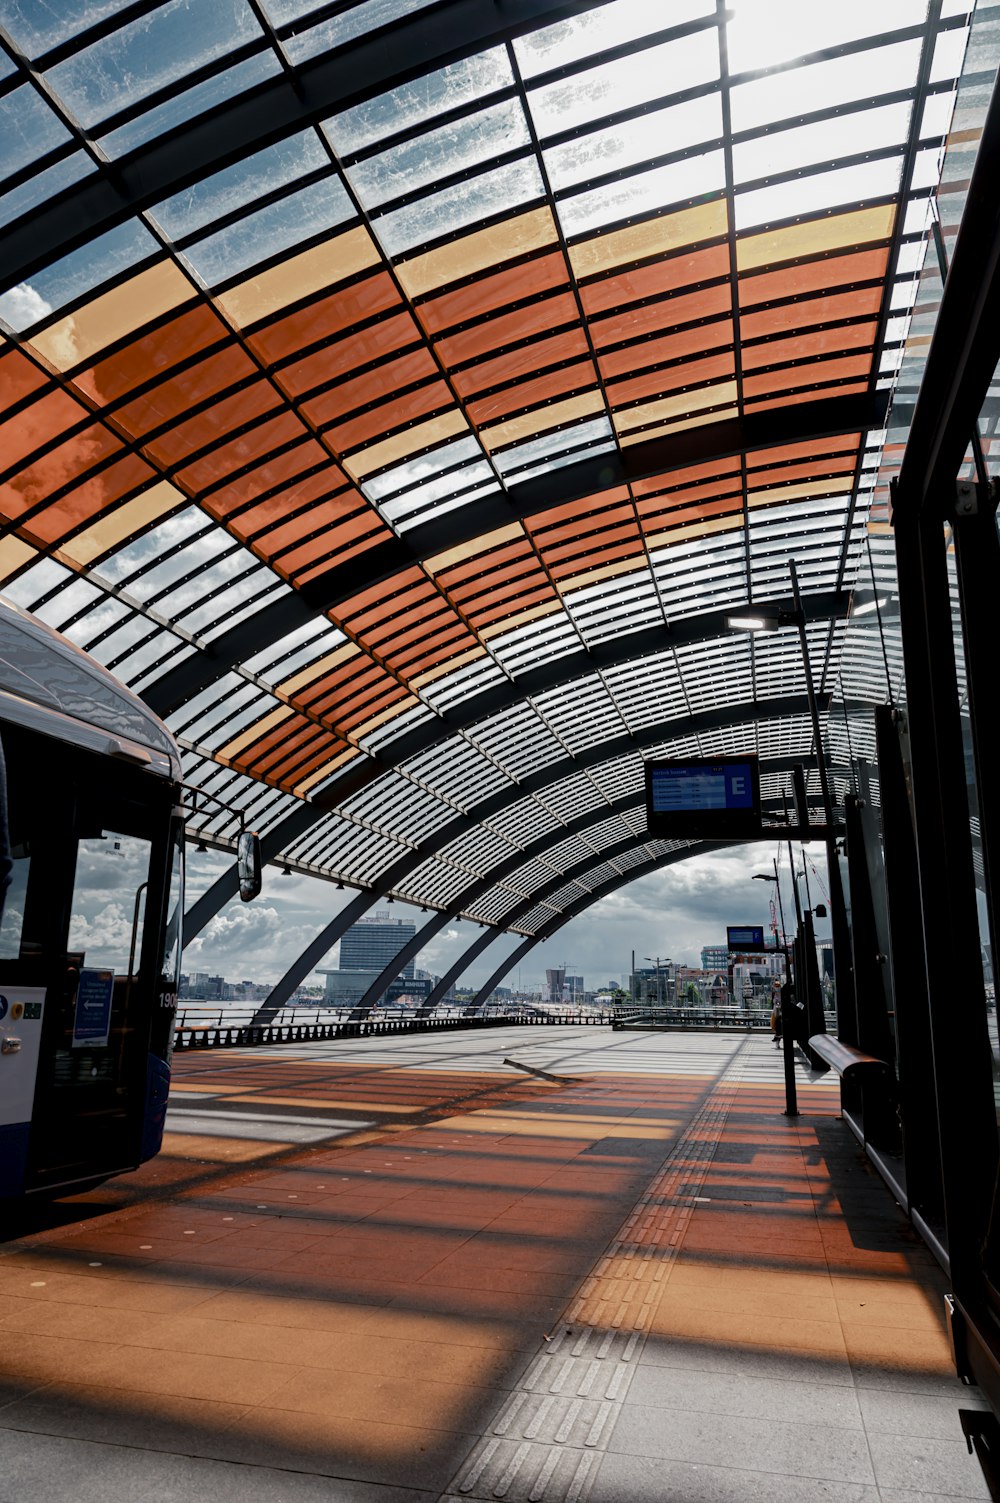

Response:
(0, 1028), (988, 1501)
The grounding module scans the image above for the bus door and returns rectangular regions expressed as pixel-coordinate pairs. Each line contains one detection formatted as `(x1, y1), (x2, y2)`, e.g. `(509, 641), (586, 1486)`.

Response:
(0, 720), (172, 1194)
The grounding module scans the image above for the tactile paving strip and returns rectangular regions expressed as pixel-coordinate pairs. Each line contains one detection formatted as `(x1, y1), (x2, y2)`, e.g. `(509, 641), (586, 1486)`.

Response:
(439, 1038), (752, 1503)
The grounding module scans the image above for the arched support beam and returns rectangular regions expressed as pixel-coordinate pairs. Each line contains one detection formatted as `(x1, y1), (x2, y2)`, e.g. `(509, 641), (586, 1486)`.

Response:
(466, 842), (735, 1010)
(463, 935), (539, 1017)
(182, 631), (839, 941)
(389, 825), (758, 1019)
(249, 757), (814, 1022)
(145, 406), (876, 717)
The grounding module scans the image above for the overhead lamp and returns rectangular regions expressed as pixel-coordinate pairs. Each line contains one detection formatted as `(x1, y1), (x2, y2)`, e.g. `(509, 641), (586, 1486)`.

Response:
(727, 613), (777, 632)
(386, 894), (394, 904)
(194, 841), (208, 854)
(281, 864), (292, 876)
(726, 604), (803, 633)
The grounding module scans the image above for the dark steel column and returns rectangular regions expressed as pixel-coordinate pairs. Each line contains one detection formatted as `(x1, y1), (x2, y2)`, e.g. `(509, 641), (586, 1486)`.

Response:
(951, 482), (1000, 1019)
(875, 704), (944, 1227)
(842, 790), (895, 1065)
(893, 494), (998, 1292)
(789, 560), (852, 1039)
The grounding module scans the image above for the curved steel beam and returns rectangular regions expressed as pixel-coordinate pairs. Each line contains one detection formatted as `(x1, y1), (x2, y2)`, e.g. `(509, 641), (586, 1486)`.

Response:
(346, 790), (816, 1022)
(182, 619), (842, 941)
(249, 758), (814, 1021)
(0, 0), (611, 294)
(350, 825), (675, 1022)
(183, 689), (817, 941)
(184, 688), (826, 941)
(466, 840), (736, 1009)
(456, 840), (737, 1012)
(144, 399), (880, 717)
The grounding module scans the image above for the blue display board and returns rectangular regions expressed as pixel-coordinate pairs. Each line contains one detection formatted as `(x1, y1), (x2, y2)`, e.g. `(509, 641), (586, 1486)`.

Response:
(727, 925), (768, 951)
(644, 755), (761, 838)
(73, 969), (114, 1048)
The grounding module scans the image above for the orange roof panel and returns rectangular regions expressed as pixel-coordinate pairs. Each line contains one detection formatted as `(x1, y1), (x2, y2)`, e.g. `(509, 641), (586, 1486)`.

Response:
(277, 310), (422, 397)
(417, 250), (568, 335)
(75, 304), (229, 404)
(434, 291), (580, 368)
(248, 271), (401, 363)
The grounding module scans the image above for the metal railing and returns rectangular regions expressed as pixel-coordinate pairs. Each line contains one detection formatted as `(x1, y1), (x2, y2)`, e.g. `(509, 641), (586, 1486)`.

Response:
(171, 999), (837, 1051)
(171, 1001), (611, 1051)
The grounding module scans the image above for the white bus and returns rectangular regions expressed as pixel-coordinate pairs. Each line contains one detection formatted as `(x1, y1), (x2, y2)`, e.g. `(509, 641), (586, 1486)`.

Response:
(0, 599), (185, 1198)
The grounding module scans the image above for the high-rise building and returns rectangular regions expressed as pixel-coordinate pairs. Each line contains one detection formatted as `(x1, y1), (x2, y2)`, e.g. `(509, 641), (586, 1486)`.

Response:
(339, 912), (416, 979)
(701, 945), (731, 972)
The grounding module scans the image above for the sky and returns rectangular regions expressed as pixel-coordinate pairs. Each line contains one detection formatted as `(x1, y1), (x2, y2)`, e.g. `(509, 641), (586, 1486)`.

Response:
(180, 838), (834, 995)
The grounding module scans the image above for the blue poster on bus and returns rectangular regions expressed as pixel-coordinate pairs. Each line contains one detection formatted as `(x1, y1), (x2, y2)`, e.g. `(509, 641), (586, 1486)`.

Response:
(73, 969), (114, 1048)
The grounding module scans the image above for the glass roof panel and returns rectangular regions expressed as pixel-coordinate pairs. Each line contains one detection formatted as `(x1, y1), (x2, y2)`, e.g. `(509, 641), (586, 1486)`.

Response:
(328, 48), (514, 154)
(278, 0), (440, 63)
(0, 0), (137, 54)
(730, 38), (923, 133)
(151, 131), (329, 240)
(180, 175), (354, 285)
(731, 102), (913, 185)
(514, 0), (713, 78)
(0, 220), (158, 329)
(0, 151), (97, 232)
(373, 158), (545, 257)
(726, 0), (929, 73)
(558, 151), (727, 239)
(97, 51), (282, 157)
(44, 0), (265, 130)
(340, 99), (531, 209)
(528, 30), (721, 138)
(735, 157), (905, 232)
(543, 92), (724, 192)
(0, 82), (71, 182)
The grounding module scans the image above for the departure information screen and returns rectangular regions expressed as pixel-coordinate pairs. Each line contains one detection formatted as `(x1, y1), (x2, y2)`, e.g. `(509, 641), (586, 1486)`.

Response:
(648, 763), (754, 814)
(644, 755), (761, 838)
(727, 925), (767, 950)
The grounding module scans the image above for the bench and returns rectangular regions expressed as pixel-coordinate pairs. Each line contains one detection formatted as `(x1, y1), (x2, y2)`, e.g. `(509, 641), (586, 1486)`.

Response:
(809, 1033), (898, 1148)
(807, 1033), (894, 1083)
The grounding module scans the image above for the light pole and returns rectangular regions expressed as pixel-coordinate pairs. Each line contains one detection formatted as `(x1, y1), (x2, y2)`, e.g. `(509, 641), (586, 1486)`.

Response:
(753, 865), (797, 1117)
(644, 955), (671, 1012)
(727, 559), (851, 1038)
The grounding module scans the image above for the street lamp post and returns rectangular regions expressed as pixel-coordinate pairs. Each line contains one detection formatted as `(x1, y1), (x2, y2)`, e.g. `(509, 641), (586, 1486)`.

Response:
(753, 864), (798, 1117)
(644, 955), (671, 1014)
(727, 560), (853, 1038)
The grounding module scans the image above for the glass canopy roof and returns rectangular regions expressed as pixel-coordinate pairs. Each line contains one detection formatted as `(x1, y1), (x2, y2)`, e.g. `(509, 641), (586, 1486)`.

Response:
(0, 0), (994, 957)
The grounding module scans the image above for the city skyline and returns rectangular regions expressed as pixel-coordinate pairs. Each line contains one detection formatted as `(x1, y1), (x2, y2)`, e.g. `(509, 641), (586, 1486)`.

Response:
(181, 841), (833, 994)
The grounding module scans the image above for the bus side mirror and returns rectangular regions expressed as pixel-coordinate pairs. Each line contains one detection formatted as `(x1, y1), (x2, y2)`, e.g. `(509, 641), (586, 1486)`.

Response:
(237, 831), (262, 901)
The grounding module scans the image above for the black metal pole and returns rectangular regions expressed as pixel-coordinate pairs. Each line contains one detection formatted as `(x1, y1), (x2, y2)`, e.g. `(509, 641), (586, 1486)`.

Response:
(789, 558), (850, 1037)
(780, 968), (799, 1117)
(893, 492), (998, 1296)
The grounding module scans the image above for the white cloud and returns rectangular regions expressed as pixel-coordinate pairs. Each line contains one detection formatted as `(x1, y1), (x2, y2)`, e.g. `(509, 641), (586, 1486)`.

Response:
(178, 842), (831, 993)
(0, 282), (53, 332)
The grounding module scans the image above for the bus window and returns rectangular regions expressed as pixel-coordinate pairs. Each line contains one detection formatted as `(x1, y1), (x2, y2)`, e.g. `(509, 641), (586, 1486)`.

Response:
(63, 830), (153, 1076)
(0, 847), (29, 961)
(68, 831), (153, 980)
